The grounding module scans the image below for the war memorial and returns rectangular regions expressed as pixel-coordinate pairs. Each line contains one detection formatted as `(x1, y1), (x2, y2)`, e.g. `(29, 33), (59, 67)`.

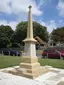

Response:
(0, 6), (64, 85)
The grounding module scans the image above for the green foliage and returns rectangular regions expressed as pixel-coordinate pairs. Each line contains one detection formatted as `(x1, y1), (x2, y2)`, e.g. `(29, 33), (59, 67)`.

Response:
(0, 21), (48, 48)
(33, 22), (48, 42)
(0, 25), (14, 48)
(12, 22), (27, 44)
(51, 27), (64, 42)
(13, 21), (48, 45)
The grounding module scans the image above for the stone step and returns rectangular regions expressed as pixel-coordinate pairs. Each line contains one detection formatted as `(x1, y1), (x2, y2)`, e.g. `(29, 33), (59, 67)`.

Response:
(57, 81), (64, 85)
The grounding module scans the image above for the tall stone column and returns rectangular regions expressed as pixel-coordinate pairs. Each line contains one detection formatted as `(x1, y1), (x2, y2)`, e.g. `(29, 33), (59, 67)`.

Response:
(23, 5), (37, 57)
(20, 6), (41, 79)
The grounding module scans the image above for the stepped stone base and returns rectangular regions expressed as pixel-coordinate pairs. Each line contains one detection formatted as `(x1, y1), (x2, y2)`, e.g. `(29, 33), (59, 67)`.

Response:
(57, 81), (64, 85)
(2, 57), (51, 79)
(2, 66), (51, 79)
(5, 66), (50, 79)
(19, 56), (42, 79)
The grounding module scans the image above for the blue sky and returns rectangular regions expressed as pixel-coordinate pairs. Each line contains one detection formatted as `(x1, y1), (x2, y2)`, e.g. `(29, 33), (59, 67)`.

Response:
(0, 0), (64, 33)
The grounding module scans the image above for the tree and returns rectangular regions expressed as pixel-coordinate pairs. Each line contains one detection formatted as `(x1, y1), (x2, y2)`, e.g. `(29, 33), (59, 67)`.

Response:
(0, 25), (14, 48)
(13, 21), (48, 45)
(51, 27), (64, 42)
(33, 22), (48, 42)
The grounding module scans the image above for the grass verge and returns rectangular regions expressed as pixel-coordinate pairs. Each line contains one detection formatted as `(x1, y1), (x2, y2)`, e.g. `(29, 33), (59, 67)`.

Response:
(0, 56), (64, 69)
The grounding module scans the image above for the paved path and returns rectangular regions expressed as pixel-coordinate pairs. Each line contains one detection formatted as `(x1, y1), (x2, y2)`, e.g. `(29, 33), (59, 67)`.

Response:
(0, 66), (64, 85)
(0, 72), (43, 85)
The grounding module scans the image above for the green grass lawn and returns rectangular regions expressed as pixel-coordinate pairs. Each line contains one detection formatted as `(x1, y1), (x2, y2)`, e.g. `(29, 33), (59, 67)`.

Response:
(0, 56), (21, 68)
(39, 58), (64, 69)
(0, 56), (64, 69)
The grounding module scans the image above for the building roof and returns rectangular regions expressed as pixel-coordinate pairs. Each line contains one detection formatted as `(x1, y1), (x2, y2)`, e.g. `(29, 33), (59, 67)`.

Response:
(35, 36), (45, 45)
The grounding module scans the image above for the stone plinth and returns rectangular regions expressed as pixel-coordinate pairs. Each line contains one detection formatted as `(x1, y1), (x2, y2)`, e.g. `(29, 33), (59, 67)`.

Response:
(20, 57), (41, 79)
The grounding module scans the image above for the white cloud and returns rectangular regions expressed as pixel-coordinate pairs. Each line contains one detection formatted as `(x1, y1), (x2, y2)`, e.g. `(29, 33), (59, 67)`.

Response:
(0, 0), (11, 14)
(8, 21), (18, 30)
(38, 0), (51, 8)
(0, 0), (42, 16)
(0, 20), (7, 25)
(47, 20), (56, 33)
(0, 20), (18, 30)
(41, 21), (46, 26)
(41, 20), (56, 33)
(57, 0), (64, 16)
(0, 19), (57, 33)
